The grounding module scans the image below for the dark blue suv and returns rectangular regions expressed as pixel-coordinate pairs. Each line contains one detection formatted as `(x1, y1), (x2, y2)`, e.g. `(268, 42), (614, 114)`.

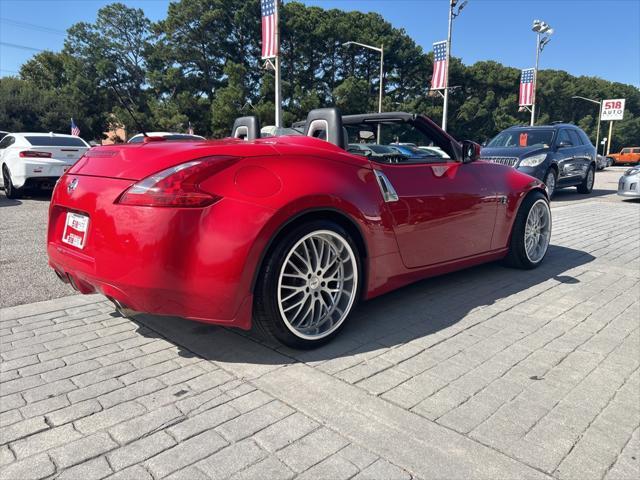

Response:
(480, 124), (596, 198)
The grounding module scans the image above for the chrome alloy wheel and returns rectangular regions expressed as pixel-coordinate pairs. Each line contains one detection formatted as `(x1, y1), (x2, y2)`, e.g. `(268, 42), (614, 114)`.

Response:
(277, 230), (358, 340)
(524, 199), (551, 264)
(586, 168), (594, 190)
(545, 171), (556, 198)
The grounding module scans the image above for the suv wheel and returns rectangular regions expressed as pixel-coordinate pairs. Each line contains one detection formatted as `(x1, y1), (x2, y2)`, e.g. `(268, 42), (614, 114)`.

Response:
(577, 165), (595, 194)
(543, 168), (557, 199)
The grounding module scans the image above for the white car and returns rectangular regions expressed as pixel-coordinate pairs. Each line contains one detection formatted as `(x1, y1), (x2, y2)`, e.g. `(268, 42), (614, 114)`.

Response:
(127, 132), (205, 143)
(1, 133), (89, 199)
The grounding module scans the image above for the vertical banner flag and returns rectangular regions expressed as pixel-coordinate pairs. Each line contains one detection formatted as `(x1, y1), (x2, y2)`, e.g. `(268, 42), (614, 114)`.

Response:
(519, 68), (535, 106)
(261, 0), (278, 59)
(70, 118), (80, 137)
(431, 41), (448, 90)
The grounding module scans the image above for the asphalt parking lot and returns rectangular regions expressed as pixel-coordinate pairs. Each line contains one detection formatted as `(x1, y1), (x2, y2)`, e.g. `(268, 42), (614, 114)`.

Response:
(1, 166), (639, 480)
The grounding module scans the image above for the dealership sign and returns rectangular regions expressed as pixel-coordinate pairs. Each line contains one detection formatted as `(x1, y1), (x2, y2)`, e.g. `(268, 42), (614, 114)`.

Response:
(601, 99), (625, 121)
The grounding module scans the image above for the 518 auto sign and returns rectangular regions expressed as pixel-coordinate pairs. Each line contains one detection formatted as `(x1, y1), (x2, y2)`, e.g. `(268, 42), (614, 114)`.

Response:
(601, 99), (625, 121)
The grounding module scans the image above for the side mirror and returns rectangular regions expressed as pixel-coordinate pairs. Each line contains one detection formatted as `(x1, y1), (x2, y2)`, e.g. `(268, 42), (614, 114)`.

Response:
(461, 140), (480, 163)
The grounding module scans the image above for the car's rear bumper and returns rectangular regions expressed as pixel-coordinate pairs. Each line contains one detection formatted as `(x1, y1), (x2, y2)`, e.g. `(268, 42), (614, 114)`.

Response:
(47, 174), (275, 330)
(10, 160), (73, 188)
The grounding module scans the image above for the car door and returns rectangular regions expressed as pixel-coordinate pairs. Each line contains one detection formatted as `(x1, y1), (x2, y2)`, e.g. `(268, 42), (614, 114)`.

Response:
(568, 129), (592, 179)
(375, 159), (498, 268)
(555, 129), (583, 185)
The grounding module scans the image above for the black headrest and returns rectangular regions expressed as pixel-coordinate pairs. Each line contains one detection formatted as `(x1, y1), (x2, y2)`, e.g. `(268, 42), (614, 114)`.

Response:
(304, 108), (345, 149)
(231, 116), (260, 141)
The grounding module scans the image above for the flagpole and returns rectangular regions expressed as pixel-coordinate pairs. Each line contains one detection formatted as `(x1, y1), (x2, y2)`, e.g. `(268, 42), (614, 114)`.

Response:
(274, 0), (283, 128)
(442, 1), (453, 132)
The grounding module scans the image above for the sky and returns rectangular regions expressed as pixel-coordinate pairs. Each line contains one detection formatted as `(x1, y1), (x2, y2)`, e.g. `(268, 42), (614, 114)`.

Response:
(0, 0), (639, 87)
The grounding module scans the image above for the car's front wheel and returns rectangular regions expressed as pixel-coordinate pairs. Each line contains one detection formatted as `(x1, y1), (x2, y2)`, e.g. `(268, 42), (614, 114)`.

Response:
(543, 168), (557, 199)
(577, 165), (595, 194)
(254, 221), (361, 349)
(2, 166), (21, 199)
(504, 191), (552, 270)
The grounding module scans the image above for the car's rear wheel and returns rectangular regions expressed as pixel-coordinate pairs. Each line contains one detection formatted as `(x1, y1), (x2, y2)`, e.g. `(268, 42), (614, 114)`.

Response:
(254, 221), (361, 349)
(504, 191), (551, 269)
(543, 168), (557, 199)
(2, 166), (20, 199)
(577, 165), (595, 194)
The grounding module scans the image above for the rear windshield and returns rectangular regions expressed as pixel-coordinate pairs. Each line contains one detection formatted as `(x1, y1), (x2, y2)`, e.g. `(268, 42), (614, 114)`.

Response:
(487, 129), (554, 148)
(25, 136), (87, 147)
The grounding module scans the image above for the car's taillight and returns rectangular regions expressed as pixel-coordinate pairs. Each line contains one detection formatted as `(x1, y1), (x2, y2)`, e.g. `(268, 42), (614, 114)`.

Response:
(116, 156), (237, 208)
(20, 151), (52, 158)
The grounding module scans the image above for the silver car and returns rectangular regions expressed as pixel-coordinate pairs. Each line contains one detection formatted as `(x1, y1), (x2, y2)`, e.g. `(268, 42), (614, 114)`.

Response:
(618, 166), (640, 197)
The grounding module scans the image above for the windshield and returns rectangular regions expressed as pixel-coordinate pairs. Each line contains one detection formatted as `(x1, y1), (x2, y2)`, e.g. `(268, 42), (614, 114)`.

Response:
(25, 136), (88, 147)
(487, 129), (554, 148)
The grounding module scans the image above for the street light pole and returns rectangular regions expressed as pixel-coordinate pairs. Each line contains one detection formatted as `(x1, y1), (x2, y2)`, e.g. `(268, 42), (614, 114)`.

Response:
(442, 2), (454, 132)
(571, 95), (602, 155)
(441, 0), (468, 132)
(342, 41), (385, 143)
(531, 32), (540, 126)
(530, 20), (553, 126)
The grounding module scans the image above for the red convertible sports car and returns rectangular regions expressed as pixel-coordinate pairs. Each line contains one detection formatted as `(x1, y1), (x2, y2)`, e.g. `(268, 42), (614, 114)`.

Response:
(48, 108), (551, 348)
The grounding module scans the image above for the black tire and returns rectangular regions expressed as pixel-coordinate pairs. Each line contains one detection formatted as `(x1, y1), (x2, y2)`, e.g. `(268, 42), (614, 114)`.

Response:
(2, 166), (20, 199)
(577, 165), (595, 194)
(253, 220), (361, 349)
(504, 191), (551, 270)
(543, 168), (557, 199)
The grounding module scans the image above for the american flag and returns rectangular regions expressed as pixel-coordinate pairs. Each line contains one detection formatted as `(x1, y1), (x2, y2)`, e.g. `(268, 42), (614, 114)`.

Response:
(70, 118), (80, 137)
(261, 0), (278, 59)
(431, 41), (448, 90)
(519, 68), (535, 106)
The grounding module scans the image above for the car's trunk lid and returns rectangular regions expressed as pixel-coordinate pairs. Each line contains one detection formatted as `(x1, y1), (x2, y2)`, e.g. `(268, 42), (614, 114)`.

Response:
(68, 139), (279, 181)
(25, 146), (89, 164)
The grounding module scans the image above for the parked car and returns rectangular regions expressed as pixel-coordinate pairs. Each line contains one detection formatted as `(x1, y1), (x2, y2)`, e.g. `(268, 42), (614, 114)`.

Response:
(481, 124), (596, 198)
(260, 126), (303, 137)
(418, 145), (449, 158)
(48, 109), (551, 348)
(127, 132), (205, 143)
(618, 165), (640, 198)
(388, 144), (438, 160)
(1, 133), (90, 199)
(596, 154), (614, 171)
(347, 143), (406, 162)
(609, 147), (640, 166)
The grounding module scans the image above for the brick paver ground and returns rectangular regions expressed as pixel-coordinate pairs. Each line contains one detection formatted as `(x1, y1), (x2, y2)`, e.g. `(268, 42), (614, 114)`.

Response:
(1, 191), (638, 479)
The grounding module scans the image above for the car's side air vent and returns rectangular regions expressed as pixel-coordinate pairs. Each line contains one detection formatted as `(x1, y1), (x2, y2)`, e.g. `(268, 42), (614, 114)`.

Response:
(374, 170), (399, 203)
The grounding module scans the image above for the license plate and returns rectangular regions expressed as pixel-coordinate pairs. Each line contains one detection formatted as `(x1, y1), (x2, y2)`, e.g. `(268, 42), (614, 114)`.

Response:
(62, 212), (89, 249)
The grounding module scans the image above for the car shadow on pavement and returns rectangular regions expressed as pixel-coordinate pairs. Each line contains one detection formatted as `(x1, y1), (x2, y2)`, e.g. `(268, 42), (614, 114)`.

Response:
(0, 197), (21, 207)
(551, 188), (612, 202)
(127, 244), (595, 367)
